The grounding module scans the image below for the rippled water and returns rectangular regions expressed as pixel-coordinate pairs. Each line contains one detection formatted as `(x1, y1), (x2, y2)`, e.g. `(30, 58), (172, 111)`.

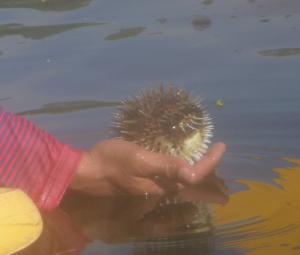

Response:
(1, 0), (300, 254)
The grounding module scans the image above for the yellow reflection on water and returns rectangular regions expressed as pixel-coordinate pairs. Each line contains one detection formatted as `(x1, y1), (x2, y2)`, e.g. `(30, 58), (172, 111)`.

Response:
(213, 158), (300, 254)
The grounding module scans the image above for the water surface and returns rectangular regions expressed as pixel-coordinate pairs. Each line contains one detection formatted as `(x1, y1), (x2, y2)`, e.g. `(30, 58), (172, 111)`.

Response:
(1, 0), (300, 254)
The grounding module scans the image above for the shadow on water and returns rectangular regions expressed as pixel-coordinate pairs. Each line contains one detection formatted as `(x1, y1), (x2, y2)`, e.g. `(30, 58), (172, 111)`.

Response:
(0, 97), (11, 102)
(105, 27), (147, 41)
(258, 48), (300, 57)
(191, 15), (212, 31)
(0, 23), (104, 41)
(16, 100), (121, 116)
(0, 0), (94, 12)
(202, 0), (214, 6)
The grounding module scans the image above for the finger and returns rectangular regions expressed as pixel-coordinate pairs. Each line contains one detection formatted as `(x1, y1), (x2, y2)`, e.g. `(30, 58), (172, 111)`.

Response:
(133, 142), (226, 186)
(165, 142), (226, 186)
(132, 146), (191, 182)
(133, 176), (186, 196)
(188, 142), (226, 184)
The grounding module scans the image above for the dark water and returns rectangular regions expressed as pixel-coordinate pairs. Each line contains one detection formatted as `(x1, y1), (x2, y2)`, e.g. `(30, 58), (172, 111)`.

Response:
(1, 0), (300, 254)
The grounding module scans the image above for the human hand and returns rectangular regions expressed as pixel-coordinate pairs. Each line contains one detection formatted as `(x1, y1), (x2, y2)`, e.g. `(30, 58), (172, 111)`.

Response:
(69, 139), (226, 196)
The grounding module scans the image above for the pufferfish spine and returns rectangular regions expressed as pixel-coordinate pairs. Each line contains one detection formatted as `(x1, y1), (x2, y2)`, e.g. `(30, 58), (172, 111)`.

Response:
(111, 84), (213, 164)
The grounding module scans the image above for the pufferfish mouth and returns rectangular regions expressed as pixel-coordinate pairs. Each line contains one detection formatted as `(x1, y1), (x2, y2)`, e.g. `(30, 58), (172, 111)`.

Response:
(111, 84), (213, 164)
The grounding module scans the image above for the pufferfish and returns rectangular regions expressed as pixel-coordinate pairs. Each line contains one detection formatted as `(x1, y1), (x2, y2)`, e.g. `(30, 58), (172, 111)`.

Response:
(111, 84), (213, 164)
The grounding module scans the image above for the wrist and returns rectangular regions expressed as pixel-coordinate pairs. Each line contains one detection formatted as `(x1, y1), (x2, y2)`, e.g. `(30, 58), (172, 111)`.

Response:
(69, 151), (93, 192)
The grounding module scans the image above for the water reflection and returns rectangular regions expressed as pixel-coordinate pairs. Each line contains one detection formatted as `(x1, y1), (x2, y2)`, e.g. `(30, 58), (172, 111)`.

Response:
(258, 48), (300, 57)
(16, 100), (121, 116)
(260, 18), (270, 23)
(0, 0), (93, 12)
(0, 23), (103, 41)
(213, 158), (300, 254)
(0, 97), (11, 102)
(13, 209), (90, 255)
(156, 15), (212, 32)
(12, 158), (300, 254)
(202, 0), (213, 6)
(105, 27), (147, 41)
(15, 175), (227, 254)
(191, 15), (212, 31)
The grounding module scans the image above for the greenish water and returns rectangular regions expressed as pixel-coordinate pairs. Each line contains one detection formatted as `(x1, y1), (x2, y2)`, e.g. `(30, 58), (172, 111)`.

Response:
(1, 0), (300, 254)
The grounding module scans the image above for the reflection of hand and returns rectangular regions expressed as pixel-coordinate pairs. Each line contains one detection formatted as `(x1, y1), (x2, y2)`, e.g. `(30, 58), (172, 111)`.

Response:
(14, 209), (90, 255)
(177, 173), (229, 205)
(69, 139), (226, 196)
(62, 175), (228, 243)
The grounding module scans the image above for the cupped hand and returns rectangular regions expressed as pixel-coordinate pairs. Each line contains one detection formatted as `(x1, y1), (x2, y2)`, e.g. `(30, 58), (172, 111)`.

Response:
(69, 139), (226, 196)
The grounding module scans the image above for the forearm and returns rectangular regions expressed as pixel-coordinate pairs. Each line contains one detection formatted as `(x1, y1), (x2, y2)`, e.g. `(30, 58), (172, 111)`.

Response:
(0, 106), (83, 210)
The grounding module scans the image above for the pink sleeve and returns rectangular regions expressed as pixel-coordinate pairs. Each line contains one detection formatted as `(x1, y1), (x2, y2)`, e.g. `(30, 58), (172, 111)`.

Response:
(0, 106), (84, 210)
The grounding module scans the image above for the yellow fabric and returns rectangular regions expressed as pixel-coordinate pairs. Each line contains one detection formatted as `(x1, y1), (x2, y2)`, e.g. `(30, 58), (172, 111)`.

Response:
(0, 188), (42, 255)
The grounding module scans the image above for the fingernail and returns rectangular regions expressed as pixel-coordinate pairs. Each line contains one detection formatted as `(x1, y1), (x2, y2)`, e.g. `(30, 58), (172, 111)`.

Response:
(179, 168), (195, 184)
